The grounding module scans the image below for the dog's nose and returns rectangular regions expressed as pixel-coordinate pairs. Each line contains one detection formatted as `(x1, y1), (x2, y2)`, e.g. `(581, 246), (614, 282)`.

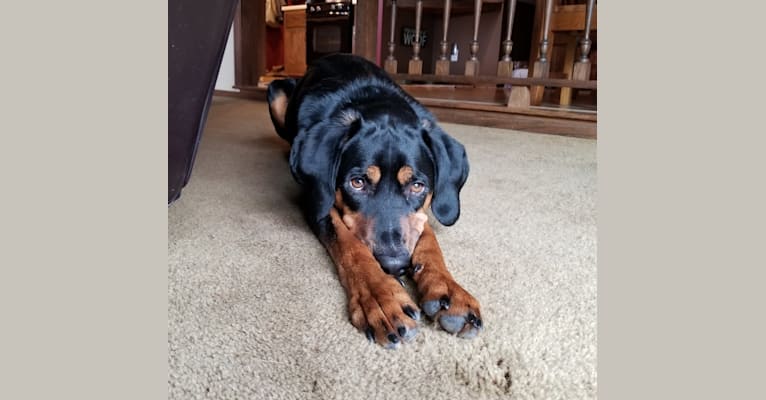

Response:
(375, 254), (411, 276)
(375, 227), (410, 275)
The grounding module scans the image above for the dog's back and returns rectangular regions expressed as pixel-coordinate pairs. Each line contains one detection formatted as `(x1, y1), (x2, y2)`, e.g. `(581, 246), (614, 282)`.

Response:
(267, 54), (419, 144)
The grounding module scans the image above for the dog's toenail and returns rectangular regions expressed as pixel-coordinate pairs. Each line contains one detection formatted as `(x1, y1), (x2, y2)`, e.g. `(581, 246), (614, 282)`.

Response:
(387, 333), (399, 343)
(403, 305), (420, 320)
(467, 313), (483, 328)
(365, 327), (375, 342)
(439, 295), (450, 310)
(397, 326), (406, 337)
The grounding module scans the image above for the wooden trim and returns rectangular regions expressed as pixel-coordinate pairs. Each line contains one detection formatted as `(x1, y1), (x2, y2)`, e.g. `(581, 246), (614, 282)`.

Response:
(251, 0), (266, 83)
(376, 0), (384, 64)
(416, 97), (596, 121)
(232, 84), (268, 95)
(551, 4), (597, 31)
(354, 0), (379, 62)
(397, 0), (503, 15)
(214, 89), (266, 100)
(233, 0), (266, 87)
(427, 105), (596, 139)
(391, 73), (597, 89)
(233, 1), (244, 86)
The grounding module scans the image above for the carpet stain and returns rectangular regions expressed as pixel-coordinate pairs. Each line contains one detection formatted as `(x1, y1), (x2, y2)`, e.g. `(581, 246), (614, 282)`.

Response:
(504, 371), (513, 392)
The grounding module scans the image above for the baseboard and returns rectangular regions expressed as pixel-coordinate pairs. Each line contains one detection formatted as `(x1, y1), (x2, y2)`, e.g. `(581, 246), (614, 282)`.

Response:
(213, 89), (266, 101)
(428, 105), (596, 139)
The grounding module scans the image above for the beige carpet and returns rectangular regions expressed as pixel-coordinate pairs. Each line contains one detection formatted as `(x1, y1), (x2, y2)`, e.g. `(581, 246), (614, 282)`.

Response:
(168, 96), (597, 399)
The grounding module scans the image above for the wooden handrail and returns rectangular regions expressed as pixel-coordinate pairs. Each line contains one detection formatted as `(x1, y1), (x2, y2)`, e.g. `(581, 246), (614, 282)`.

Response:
(391, 73), (597, 90)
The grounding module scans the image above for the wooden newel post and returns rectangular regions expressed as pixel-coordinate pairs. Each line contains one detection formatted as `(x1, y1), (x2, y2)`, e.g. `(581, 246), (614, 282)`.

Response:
(572, 0), (595, 81)
(384, 0), (398, 74)
(408, 0), (424, 75)
(497, 0), (517, 77)
(435, 0), (453, 76)
(464, 0), (482, 76)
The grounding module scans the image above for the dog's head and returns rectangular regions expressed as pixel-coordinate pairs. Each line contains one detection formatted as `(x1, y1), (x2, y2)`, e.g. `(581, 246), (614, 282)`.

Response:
(290, 101), (469, 275)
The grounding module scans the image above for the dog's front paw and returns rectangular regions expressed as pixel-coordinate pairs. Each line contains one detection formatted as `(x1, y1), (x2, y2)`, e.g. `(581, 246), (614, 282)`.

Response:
(413, 264), (483, 339)
(347, 270), (421, 349)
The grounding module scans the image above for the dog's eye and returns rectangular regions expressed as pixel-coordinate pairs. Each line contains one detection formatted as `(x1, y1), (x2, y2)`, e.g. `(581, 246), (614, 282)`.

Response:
(350, 177), (366, 190)
(411, 182), (425, 194)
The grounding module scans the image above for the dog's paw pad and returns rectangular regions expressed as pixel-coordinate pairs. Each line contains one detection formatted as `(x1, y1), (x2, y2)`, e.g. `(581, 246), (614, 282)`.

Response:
(422, 295), (450, 317)
(439, 311), (483, 338)
(418, 279), (483, 339)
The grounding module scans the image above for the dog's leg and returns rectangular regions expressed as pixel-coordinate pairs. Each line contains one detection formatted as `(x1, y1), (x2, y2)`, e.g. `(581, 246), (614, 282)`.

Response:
(411, 223), (483, 338)
(319, 208), (421, 348)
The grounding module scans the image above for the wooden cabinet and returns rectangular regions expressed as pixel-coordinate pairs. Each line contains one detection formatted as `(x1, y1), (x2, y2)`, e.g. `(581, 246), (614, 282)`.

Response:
(283, 7), (306, 77)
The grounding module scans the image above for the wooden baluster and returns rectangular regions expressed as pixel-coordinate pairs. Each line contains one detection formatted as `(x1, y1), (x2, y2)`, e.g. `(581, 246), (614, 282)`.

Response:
(497, 0), (517, 77)
(530, 0), (554, 105)
(502, 0), (529, 108)
(464, 0), (483, 76)
(408, 0), (424, 75)
(572, 0), (595, 80)
(535, 0), (553, 76)
(560, 0), (594, 105)
(384, 0), (398, 74)
(435, 0), (452, 76)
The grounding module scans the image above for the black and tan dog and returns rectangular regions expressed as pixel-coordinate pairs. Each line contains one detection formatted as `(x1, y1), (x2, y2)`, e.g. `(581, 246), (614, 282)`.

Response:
(267, 54), (482, 348)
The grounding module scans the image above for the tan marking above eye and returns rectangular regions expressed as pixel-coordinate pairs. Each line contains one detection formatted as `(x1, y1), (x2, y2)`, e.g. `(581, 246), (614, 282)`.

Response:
(397, 166), (414, 185)
(366, 165), (381, 185)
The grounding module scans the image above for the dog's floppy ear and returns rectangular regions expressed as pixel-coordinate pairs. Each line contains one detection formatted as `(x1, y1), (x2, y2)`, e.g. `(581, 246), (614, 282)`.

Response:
(267, 78), (297, 142)
(422, 122), (469, 226)
(289, 116), (362, 223)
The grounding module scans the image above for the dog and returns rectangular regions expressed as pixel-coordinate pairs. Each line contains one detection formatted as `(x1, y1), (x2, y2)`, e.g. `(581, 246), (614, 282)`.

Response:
(267, 54), (482, 348)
